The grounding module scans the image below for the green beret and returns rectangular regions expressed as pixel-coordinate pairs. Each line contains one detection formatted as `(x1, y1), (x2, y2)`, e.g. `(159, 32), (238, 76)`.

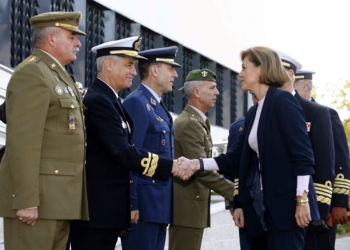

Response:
(185, 68), (216, 82)
(30, 11), (86, 36)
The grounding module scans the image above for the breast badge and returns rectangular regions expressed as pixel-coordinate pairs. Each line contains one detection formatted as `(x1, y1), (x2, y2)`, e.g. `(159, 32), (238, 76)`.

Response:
(150, 97), (156, 106)
(69, 113), (75, 130)
(156, 116), (164, 122)
(67, 86), (75, 97)
(55, 85), (63, 95)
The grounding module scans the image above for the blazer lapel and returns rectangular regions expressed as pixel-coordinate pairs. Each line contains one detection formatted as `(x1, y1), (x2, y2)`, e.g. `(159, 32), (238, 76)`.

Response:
(257, 86), (276, 166)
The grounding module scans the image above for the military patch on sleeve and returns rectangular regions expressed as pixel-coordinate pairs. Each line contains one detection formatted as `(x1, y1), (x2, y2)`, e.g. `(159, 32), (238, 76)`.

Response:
(333, 174), (350, 195)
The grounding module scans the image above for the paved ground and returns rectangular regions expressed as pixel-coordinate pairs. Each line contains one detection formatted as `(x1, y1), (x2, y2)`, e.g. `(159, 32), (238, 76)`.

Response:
(1, 236), (350, 249)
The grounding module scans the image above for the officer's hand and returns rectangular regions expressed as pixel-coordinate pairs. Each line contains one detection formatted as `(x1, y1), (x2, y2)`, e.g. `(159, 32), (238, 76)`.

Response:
(326, 213), (333, 227)
(233, 208), (244, 228)
(295, 204), (311, 228)
(331, 207), (348, 224)
(131, 210), (139, 224)
(16, 208), (38, 226)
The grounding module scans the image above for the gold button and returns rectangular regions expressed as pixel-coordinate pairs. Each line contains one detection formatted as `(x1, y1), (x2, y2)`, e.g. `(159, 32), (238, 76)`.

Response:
(70, 105), (75, 109)
(85, 143), (87, 146)
(152, 180), (155, 184)
(130, 180), (133, 184)
(196, 196), (199, 198)
(55, 170), (59, 174)
(12, 194), (15, 198)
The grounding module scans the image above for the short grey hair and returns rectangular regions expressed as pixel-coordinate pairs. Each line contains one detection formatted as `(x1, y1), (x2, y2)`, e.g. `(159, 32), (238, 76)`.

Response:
(33, 27), (60, 47)
(96, 55), (120, 72)
(183, 80), (205, 99)
(294, 79), (313, 94)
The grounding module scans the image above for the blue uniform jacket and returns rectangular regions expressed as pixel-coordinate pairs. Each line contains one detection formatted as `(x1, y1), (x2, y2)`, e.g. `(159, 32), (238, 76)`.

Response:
(294, 91), (335, 220)
(123, 84), (174, 224)
(71, 79), (173, 230)
(215, 86), (319, 232)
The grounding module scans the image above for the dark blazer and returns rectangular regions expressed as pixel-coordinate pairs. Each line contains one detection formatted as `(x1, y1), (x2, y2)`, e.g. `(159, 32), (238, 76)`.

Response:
(72, 78), (173, 230)
(311, 98), (350, 209)
(123, 83), (174, 224)
(295, 92), (335, 219)
(215, 86), (318, 232)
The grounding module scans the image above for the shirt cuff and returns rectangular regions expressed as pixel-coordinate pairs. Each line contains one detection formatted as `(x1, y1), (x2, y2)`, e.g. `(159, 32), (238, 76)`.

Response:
(203, 158), (219, 170)
(296, 175), (310, 196)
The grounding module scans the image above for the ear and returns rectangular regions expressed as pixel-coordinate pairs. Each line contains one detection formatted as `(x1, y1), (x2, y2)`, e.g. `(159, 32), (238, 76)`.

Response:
(150, 64), (158, 77)
(193, 87), (201, 98)
(104, 58), (113, 72)
(47, 33), (55, 46)
(304, 80), (309, 90)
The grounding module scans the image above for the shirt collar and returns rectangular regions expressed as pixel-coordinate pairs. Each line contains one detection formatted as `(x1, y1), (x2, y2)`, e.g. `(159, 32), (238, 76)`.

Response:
(142, 83), (161, 103)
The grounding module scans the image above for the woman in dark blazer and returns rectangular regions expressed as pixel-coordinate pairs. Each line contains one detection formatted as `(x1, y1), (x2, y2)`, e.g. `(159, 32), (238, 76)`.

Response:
(204, 47), (319, 249)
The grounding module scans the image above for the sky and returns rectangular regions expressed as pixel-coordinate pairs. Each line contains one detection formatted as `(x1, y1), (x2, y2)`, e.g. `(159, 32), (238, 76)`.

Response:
(262, 0), (350, 108)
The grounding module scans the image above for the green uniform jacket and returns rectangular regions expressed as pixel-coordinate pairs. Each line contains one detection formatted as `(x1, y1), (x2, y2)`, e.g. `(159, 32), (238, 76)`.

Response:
(0, 48), (88, 220)
(173, 105), (234, 228)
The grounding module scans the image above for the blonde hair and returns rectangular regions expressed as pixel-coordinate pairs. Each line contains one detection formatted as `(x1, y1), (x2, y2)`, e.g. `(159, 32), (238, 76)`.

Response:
(241, 46), (290, 87)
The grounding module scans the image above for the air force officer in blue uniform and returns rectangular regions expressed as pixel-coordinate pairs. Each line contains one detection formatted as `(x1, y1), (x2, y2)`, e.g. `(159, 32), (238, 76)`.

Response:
(122, 47), (181, 250)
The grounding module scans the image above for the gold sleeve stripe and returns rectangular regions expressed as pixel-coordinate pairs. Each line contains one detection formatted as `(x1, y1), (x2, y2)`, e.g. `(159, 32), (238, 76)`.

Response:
(140, 152), (158, 177)
(234, 189), (239, 197)
(333, 187), (350, 194)
(315, 190), (332, 198)
(316, 195), (331, 205)
(314, 182), (333, 190)
(334, 183), (350, 189)
(314, 186), (333, 195)
(334, 180), (350, 186)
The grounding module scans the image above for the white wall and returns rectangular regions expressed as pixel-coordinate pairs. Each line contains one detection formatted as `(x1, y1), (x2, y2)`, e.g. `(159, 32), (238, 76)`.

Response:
(94, 0), (268, 73)
(0, 64), (11, 145)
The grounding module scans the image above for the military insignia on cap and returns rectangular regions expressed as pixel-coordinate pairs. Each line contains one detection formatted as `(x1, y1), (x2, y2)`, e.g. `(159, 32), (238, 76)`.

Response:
(150, 97), (156, 106)
(55, 85), (63, 95)
(51, 63), (56, 68)
(201, 70), (208, 77)
(306, 122), (311, 132)
(28, 56), (36, 62)
(133, 37), (142, 51)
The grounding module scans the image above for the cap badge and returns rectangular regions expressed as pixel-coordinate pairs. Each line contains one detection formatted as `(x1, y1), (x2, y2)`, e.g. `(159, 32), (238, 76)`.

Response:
(201, 70), (208, 77)
(306, 122), (311, 132)
(133, 37), (142, 51)
(55, 85), (63, 95)
(150, 97), (156, 106)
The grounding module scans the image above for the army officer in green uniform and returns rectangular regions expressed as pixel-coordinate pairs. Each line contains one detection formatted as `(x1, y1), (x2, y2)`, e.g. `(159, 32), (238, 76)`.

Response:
(169, 69), (235, 250)
(0, 11), (88, 250)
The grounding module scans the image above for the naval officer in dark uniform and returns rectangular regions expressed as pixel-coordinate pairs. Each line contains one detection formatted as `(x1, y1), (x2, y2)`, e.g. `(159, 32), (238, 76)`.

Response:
(69, 37), (195, 250)
(294, 70), (350, 250)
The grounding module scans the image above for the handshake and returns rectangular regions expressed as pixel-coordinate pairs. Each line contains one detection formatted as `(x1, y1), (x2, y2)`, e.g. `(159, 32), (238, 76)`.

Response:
(171, 157), (200, 180)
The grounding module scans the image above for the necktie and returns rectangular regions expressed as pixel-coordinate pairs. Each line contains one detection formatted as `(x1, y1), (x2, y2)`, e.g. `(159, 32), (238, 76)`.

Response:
(160, 100), (171, 122)
(205, 118), (211, 133)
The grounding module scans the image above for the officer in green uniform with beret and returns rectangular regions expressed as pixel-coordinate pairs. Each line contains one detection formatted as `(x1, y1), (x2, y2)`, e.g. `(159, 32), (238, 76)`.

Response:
(0, 11), (88, 250)
(169, 69), (235, 250)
